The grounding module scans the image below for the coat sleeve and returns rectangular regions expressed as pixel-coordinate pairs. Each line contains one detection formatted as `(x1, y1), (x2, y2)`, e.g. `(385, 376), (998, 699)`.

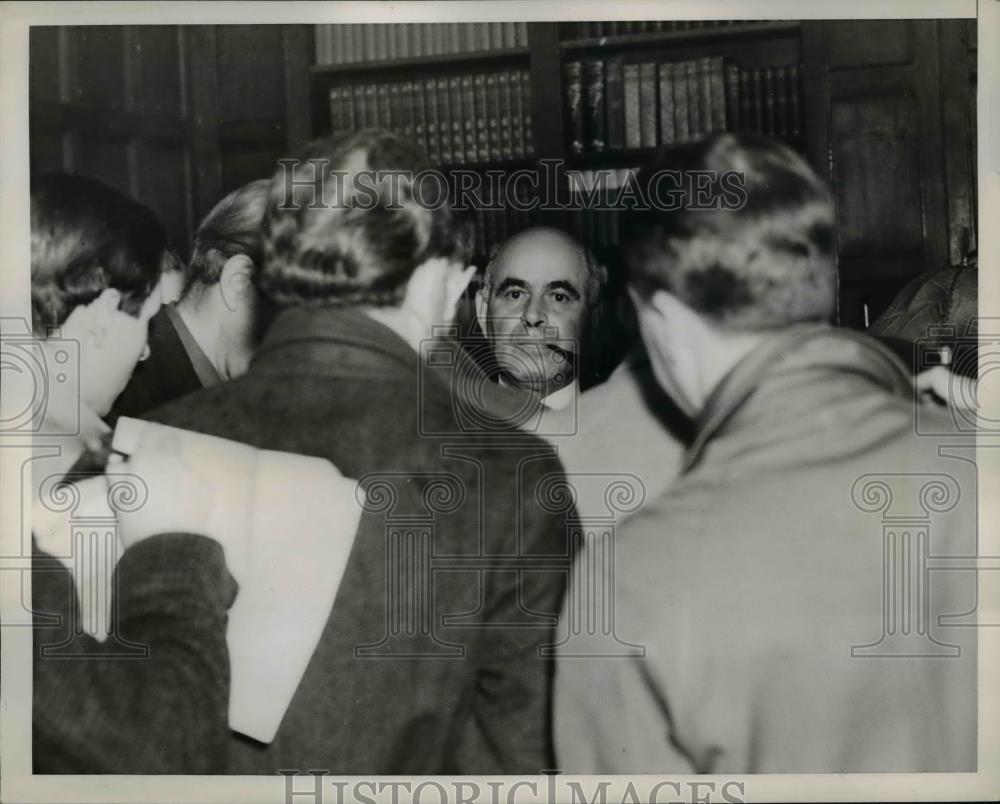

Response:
(443, 452), (570, 774)
(32, 533), (237, 774)
(552, 529), (700, 775)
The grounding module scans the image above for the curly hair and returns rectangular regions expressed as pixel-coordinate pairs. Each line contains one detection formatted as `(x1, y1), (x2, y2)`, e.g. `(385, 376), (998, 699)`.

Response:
(622, 133), (837, 330)
(31, 174), (178, 334)
(259, 129), (474, 310)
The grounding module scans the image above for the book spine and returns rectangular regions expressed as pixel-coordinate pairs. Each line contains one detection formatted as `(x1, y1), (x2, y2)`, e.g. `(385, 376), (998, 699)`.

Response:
(521, 71), (534, 157)
(448, 23), (462, 54)
(674, 62), (690, 142)
(364, 83), (378, 127)
(751, 68), (763, 132)
(350, 85), (363, 131)
(400, 81), (415, 141)
(328, 87), (343, 136)
(422, 23), (436, 57)
(376, 24), (389, 60)
(341, 25), (355, 63)
(449, 76), (464, 163)
(363, 24), (376, 61)
(327, 25), (339, 65)
(315, 26), (328, 66)
(584, 60), (607, 152)
(490, 22), (504, 50)
(335, 25), (348, 65)
(438, 77), (453, 163)
(503, 22), (517, 49)
(474, 73), (489, 162)
(498, 71), (513, 161)
(385, 83), (398, 131)
(462, 23), (478, 52)
(708, 56), (726, 132)
(355, 25), (367, 62)
(511, 68), (525, 158)
(623, 63), (641, 149)
(463, 75), (478, 163)
(411, 79), (426, 153)
(395, 24), (409, 60)
(658, 62), (675, 146)
(606, 60), (625, 151)
(565, 61), (585, 155)
(725, 62), (740, 131)
(486, 72), (501, 161)
(448, 76), (463, 163)
(639, 62), (657, 148)
(686, 60), (702, 138)
(516, 21), (528, 47)
(699, 57), (714, 134)
(739, 67), (752, 133)
(763, 67), (776, 135)
(774, 66), (788, 137)
(423, 78), (439, 163)
(409, 24), (422, 57)
(789, 65), (802, 137)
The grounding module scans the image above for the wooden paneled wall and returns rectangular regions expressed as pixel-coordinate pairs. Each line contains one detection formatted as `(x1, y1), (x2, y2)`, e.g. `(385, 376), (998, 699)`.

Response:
(28, 24), (312, 260)
(804, 19), (977, 327)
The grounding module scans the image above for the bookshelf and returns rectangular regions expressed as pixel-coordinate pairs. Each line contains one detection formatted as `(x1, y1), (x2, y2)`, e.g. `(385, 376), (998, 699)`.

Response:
(308, 19), (976, 339)
(309, 21), (813, 266)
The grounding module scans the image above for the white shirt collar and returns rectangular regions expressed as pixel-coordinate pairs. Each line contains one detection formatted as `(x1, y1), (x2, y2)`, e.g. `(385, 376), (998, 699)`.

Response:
(541, 381), (579, 411)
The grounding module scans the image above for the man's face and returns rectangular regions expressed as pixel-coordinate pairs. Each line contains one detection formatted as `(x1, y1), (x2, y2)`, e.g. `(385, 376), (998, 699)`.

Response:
(478, 233), (589, 395)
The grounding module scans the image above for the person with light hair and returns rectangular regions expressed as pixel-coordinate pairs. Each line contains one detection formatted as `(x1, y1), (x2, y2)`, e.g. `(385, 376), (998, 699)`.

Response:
(109, 179), (271, 423)
(555, 133), (977, 774)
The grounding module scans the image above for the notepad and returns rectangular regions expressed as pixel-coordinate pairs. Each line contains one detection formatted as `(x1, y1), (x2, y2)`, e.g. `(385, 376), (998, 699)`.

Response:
(36, 417), (364, 745)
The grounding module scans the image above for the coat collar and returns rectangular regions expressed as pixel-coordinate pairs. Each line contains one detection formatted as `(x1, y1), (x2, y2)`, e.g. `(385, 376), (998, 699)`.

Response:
(250, 306), (423, 381)
(682, 324), (916, 475)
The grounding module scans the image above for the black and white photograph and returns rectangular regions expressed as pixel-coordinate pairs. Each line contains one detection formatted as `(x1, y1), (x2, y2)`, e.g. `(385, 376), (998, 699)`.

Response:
(0, 1), (997, 802)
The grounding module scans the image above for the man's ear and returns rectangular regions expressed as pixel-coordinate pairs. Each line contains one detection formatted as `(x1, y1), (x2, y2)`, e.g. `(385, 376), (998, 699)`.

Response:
(475, 284), (489, 335)
(218, 254), (254, 311)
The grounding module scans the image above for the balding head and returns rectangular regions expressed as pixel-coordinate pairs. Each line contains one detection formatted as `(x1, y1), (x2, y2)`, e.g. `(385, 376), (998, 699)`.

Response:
(481, 227), (604, 308)
(476, 228), (605, 396)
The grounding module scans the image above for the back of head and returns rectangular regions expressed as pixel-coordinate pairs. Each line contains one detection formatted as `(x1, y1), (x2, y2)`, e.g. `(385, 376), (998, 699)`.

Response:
(622, 133), (836, 330)
(30, 173), (177, 334)
(259, 129), (473, 310)
(186, 178), (271, 294)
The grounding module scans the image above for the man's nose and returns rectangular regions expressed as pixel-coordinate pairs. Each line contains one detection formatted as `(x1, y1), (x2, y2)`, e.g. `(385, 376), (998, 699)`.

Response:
(521, 298), (547, 328)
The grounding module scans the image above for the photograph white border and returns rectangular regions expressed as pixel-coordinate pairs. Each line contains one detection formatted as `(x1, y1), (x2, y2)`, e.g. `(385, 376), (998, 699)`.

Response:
(1, 1), (995, 802)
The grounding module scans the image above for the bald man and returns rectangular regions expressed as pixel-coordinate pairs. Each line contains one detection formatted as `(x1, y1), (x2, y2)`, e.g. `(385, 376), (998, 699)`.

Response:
(475, 227), (605, 410)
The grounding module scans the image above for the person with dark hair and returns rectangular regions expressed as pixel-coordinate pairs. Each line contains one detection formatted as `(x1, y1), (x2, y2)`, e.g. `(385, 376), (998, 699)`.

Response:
(142, 130), (571, 774)
(554, 133), (976, 773)
(109, 178), (271, 423)
(28, 174), (237, 773)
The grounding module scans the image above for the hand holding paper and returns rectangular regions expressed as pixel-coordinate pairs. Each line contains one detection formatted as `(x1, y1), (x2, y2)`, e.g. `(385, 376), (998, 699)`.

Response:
(109, 427), (216, 549)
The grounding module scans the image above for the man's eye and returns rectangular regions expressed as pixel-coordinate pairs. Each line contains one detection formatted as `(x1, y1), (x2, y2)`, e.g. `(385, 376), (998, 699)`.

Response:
(551, 292), (569, 303)
(504, 289), (523, 301)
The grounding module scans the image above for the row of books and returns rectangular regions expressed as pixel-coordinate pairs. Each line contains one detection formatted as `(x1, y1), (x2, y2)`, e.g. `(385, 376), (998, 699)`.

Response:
(328, 71), (534, 165)
(565, 57), (803, 154)
(315, 23), (529, 65)
(566, 168), (638, 251)
(560, 20), (755, 39)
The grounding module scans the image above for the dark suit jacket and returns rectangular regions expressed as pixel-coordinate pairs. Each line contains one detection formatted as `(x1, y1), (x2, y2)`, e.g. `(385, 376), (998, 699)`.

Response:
(144, 307), (572, 775)
(107, 307), (203, 426)
(33, 534), (237, 773)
